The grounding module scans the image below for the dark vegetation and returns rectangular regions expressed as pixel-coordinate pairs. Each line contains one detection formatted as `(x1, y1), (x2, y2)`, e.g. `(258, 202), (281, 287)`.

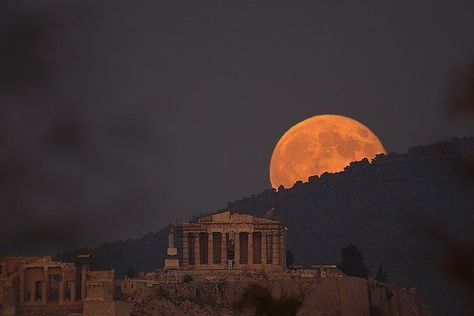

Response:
(183, 274), (194, 283)
(126, 266), (136, 278)
(232, 282), (302, 316)
(63, 136), (474, 316)
(285, 250), (295, 268)
(375, 264), (388, 283)
(339, 242), (369, 279)
(442, 62), (474, 315)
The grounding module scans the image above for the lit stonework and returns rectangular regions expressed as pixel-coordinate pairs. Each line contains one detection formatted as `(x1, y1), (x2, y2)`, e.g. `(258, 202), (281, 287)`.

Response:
(178, 211), (287, 270)
(0, 255), (131, 316)
(19, 259), (78, 305)
(164, 226), (179, 269)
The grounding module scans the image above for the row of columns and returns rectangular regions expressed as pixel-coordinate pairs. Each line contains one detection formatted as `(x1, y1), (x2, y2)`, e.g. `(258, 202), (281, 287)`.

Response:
(183, 230), (284, 268)
(18, 267), (77, 304)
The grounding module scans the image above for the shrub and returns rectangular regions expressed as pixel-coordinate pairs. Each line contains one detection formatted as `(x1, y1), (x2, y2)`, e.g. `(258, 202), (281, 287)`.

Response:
(233, 282), (302, 316)
(183, 274), (193, 283)
(157, 286), (170, 299)
(339, 242), (369, 279)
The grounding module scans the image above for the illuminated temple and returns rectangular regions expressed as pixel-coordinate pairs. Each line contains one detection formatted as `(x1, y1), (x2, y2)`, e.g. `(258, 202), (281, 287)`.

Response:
(165, 211), (288, 270)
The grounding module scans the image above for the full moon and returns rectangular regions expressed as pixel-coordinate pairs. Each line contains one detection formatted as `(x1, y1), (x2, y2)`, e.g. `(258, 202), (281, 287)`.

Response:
(270, 114), (386, 189)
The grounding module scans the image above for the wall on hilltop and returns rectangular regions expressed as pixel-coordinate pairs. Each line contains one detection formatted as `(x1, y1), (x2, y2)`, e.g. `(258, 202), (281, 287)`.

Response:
(128, 276), (429, 316)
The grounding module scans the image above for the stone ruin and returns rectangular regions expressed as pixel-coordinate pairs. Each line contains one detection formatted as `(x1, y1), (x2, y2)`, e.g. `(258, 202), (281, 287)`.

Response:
(166, 210), (288, 271)
(0, 255), (132, 316)
(0, 211), (431, 316)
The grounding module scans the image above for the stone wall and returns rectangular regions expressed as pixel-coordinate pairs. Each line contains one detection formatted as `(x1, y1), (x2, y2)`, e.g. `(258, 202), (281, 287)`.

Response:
(0, 276), (17, 316)
(83, 300), (133, 316)
(128, 275), (430, 316)
(17, 302), (82, 316)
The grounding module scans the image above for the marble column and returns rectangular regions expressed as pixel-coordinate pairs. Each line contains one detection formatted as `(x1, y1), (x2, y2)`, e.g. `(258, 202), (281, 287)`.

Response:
(220, 233), (227, 267)
(70, 281), (76, 302)
(182, 232), (189, 267)
(208, 232), (213, 266)
(194, 232), (200, 266)
(29, 279), (35, 303)
(59, 282), (64, 304)
(280, 229), (286, 268)
(19, 268), (25, 303)
(261, 232), (267, 265)
(59, 268), (65, 304)
(41, 267), (48, 304)
(234, 232), (240, 267)
(248, 233), (254, 265)
(272, 230), (279, 266)
(81, 267), (87, 300)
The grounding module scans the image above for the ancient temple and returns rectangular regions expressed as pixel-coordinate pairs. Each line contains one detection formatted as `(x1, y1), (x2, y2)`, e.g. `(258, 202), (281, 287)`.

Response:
(0, 255), (131, 316)
(175, 211), (287, 270)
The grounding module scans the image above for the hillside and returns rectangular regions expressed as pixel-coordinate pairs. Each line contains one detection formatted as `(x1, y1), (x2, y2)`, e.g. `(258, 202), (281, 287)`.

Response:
(64, 136), (474, 315)
(129, 273), (429, 316)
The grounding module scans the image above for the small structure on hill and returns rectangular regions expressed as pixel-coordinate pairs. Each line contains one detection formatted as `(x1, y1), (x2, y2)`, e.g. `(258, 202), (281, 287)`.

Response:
(164, 226), (179, 269)
(171, 211), (288, 271)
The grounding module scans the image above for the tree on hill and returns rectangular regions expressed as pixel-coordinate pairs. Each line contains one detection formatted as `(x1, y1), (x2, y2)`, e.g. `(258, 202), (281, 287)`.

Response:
(375, 264), (388, 283)
(125, 266), (136, 278)
(286, 250), (295, 268)
(339, 242), (369, 279)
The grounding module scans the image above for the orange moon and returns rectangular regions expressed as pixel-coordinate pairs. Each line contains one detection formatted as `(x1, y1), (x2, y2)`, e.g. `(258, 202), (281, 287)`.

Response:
(269, 114), (386, 189)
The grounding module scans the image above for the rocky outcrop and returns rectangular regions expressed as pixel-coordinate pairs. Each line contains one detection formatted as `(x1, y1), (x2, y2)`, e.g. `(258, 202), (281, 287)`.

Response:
(129, 276), (430, 316)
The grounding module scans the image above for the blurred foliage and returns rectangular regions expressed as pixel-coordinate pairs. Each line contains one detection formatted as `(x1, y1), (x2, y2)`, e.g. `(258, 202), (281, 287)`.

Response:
(442, 60), (474, 314)
(447, 62), (474, 117)
(440, 239), (474, 312)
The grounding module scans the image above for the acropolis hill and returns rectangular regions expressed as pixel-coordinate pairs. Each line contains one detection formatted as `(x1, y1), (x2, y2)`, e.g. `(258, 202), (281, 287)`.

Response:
(125, 211), (429, 315)
(2, 137), (473, 315)
(1, 212), (430, 316)
(57, 136), (474, 316)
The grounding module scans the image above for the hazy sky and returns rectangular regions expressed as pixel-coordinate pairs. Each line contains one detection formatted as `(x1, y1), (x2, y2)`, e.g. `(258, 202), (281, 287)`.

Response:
(1, 0), (474, 255)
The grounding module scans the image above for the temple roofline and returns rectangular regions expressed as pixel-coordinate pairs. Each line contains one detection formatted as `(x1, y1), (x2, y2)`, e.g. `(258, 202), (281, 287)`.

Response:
(196, 210), (281, 224)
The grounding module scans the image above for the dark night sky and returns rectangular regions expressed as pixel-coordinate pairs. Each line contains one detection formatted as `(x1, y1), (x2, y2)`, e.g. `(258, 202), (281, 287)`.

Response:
(1, 0), (474, 255)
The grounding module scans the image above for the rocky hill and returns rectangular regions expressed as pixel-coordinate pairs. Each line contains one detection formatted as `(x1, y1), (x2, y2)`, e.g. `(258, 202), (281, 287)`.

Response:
(63, 136), (474, 316)
(128, 274), (429, 316)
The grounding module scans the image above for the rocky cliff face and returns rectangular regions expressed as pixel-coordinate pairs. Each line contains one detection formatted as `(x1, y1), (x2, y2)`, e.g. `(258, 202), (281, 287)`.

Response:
(129, 276), (430, 316)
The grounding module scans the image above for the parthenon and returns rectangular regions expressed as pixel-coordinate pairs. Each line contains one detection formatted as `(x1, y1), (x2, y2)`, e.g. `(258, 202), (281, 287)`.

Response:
(167, 211), (288, 270)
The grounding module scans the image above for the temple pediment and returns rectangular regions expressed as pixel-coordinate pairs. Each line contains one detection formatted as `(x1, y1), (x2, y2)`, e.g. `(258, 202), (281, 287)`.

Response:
(198, 211), (280, 224)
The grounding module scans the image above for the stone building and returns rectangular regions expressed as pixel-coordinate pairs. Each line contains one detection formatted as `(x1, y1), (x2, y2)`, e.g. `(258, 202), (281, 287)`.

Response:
(120, 277), (158, 295)
(0, 255), (131, 316)
(175, 211), (288, 270)
(18, 257), (79, 306)
(83, 270), (132, 316)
